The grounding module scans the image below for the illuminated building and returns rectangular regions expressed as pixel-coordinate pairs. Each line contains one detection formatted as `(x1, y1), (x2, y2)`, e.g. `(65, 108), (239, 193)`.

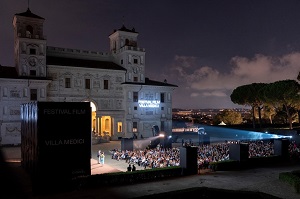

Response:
(0, 8), (177, 145)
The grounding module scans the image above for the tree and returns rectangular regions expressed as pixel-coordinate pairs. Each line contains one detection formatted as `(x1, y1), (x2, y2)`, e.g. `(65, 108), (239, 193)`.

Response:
(213, 109), (243, 125)
(231, 84), (255, 128)
(230, 83), (267, 129)
(262, 80), (300, 129)
(261, 104), (276, 124)
(297, 71), (300, 121)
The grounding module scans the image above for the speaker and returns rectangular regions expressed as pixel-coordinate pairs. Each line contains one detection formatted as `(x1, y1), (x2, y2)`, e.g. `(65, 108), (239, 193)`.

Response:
(121, 138), (134, 151)
(274, 139), (290, 158)
(180, 146), (198, 175)
(229, 143), (249, 161)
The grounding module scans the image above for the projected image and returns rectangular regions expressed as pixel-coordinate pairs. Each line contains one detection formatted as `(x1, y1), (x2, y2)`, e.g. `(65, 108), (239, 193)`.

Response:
(138, 100), (160, 108)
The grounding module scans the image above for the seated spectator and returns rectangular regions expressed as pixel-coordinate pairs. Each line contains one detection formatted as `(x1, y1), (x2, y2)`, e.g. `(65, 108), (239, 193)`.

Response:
(127, 164), (132, 172)
(132, 164), (136, 171)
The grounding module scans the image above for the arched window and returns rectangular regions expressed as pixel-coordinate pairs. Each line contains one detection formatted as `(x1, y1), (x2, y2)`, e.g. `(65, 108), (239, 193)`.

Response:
(26, 25), (33, 38)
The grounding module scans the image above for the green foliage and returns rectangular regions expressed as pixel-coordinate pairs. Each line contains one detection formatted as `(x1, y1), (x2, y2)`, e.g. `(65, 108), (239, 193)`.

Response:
(213, 109), (243, 125)
(230, 85), (250, 105)
(231, 83), (268, 128)
(230, 83), (267, 107)
(263, 80), (300, 129)
(209, 159), (240, 171)
(279, 170), (300, 193)
(231, 79), (300, 129)
(73, 166), (183, 188)
(263, 80), (300, 105)
(133, 187), (282, 199)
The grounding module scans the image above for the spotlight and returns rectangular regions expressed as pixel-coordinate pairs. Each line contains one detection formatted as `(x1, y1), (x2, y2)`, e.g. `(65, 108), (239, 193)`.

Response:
(159, 133), (165, 138)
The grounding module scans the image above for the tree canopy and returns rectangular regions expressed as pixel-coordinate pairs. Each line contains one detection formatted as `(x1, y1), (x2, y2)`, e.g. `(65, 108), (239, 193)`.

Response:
(231, 79), (300, 129)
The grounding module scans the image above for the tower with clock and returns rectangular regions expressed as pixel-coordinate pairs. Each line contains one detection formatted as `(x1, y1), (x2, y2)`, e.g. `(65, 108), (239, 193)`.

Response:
(13, 8), (47, 77)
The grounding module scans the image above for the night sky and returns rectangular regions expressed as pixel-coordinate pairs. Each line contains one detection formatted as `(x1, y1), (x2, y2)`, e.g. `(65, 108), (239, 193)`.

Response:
(1, 0), (300, 109)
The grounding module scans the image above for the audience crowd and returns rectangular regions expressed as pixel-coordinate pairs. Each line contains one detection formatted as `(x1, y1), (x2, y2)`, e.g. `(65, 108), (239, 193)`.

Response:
(109, 139), (300, 171)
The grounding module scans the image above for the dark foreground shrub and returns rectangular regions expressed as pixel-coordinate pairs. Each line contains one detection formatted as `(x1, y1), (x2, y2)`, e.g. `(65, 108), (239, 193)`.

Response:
(132, 187), (283, 199)
(279, 170), (300, 193)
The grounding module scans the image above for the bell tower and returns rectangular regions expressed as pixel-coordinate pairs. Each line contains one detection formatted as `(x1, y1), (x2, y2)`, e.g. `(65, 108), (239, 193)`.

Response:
(109, 25), (146, 83)
(13, 8), (47, 77)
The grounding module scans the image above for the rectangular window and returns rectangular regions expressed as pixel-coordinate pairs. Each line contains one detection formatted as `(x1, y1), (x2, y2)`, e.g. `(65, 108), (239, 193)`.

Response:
(3, 87), (8, 97)
(161, 121), (165, 131)
(145, 93), (154, 100)
(23, 88), (28, 97)
(30, 70), (36, 76)
(30, 89), (37, 101)
(160, 93), (165, 103)
(65, 78), (71, 88)
(117, 122), (122, 133)
(30, 49), (36, 55)
(134, 106), (137, 110)
(85, 79), (90, 89)
(167, 93), (171, 100)
(133, 122), (138, 132)
(133, 92), (138, 102)
(10, 91), (20, 98)
(134, 59), (138, 64)
(104, 80), (108, 89)
(41, 88), (45, 98)
(134, 76), (138, 82)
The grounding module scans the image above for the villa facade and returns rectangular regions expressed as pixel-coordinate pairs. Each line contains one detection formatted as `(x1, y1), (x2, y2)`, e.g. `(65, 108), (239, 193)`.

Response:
(0, 8), (177, 145)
